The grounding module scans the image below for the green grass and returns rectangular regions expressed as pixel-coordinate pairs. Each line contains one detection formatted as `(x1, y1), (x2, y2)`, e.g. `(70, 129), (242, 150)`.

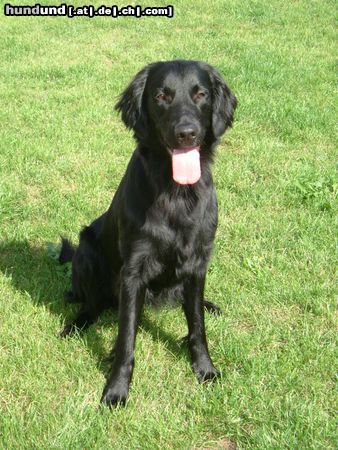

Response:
(0, 0), (336, 448)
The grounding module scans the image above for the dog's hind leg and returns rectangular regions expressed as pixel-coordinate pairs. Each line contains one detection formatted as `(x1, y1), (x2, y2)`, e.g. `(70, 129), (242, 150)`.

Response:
(59, 282), (118, 338)
(59, 277), (113, 338)
(59, 308), (98, 337)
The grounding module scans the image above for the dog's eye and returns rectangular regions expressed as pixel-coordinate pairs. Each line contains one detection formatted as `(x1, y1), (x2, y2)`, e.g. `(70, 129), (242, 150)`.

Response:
(156, 93), (168, 102)
(195, 90), (207, 101)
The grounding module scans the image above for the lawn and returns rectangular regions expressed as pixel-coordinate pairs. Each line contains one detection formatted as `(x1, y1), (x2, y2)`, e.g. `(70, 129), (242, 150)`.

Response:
(0, 0), (336, 448)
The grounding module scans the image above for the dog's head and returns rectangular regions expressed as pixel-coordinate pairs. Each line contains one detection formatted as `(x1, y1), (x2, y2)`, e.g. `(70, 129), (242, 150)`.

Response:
(115, 60), (237, 185)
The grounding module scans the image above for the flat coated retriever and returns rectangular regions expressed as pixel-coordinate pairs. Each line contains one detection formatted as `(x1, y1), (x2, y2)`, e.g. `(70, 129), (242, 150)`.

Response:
(59, 60), (237, 407)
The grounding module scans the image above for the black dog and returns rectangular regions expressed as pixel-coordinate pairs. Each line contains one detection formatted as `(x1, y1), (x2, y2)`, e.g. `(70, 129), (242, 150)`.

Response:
(59, 60), (237, 407)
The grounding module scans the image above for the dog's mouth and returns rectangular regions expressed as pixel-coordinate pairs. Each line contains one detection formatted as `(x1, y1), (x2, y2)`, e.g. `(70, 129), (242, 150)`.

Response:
(171, 146), (201, 185)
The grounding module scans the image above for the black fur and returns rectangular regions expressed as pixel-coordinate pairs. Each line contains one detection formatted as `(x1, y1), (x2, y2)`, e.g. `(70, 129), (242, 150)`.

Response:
(58, 237), (75, 264)
(59, 60), (237, 407)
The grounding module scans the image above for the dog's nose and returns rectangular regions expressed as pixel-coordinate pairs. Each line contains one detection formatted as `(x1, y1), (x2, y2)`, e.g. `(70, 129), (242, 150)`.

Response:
(175, 125), (198, 147)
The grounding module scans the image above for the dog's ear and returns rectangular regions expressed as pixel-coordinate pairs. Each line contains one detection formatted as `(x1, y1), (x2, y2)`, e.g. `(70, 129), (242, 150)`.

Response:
(115, 63), (157, 133)
(206, 64), (237, 139)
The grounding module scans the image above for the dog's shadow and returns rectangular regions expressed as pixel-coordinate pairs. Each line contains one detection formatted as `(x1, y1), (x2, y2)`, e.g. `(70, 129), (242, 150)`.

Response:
(0, 240), (189, 377)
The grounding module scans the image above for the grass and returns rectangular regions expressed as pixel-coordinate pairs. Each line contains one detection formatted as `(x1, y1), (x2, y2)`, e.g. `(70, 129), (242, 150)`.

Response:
(0, 0), (336, 448)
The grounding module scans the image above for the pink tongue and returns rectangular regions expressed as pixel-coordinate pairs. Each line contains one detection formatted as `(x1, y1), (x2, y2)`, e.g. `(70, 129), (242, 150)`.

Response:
(172, 147), (201, 185)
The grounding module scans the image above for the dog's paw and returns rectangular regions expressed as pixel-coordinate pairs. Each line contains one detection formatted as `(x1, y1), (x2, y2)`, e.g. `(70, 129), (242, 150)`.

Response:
(58, 324), (74, 338)
(194, 364), (221, 383)
(203, 299), (222, 315)
(100, 383), (129, 408)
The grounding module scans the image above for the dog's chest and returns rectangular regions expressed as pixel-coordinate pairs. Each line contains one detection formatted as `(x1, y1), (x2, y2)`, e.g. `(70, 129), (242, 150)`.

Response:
(149, 194), (203, 248)
(141, 192), (216, 281)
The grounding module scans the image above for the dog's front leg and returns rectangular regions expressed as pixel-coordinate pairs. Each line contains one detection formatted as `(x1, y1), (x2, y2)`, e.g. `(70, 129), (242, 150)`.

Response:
(101, 272), (145, 407)
(183, 274), (220, 382)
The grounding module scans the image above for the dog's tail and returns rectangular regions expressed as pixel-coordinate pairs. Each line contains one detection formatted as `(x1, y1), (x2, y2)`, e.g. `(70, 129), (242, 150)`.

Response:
(59, 237), (75, 264)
